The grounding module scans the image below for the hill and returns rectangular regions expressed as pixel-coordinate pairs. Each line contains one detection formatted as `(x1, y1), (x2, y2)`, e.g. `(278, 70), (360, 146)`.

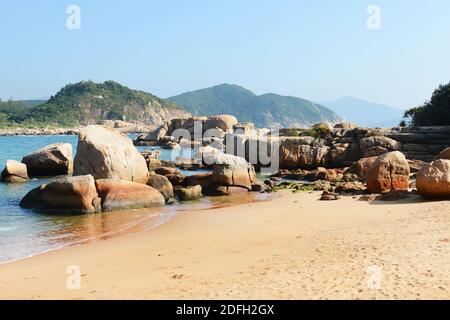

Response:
(320, 97), (404, 128)
(168, 84), (341, 128)
(0, 81), (190, 128)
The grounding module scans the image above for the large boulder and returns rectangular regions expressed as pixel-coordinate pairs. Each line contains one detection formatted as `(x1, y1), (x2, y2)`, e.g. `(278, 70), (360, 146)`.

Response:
(344, 157), (378, 181)
(147, 174), (174, 201)
(211, 153), (256, 190)
(366, 151), (410, 194)
(74, 125), (149, 183)
(20, 175), (101, 214)
(95, 179), (165, 212)
(203, 115), (238, 132)
(278, 137), (329, 169)
(1, 160), (29, 183)
(145, 123), (168, 142)
(21, 143), (73, 177)
(416, 159), (450, 198)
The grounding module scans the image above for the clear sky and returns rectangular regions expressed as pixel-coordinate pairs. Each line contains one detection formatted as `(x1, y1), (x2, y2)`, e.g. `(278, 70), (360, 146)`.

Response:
(1, 0), (450, 108)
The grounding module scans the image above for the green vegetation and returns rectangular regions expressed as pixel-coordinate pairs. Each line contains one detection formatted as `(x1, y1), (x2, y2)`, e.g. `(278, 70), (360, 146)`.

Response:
(0, 81), (183, 128)
(267, 181), (332, 193)
(168, 84), (341, 128)
(403, 82), (450, 126)
(303, 123), (332, 139)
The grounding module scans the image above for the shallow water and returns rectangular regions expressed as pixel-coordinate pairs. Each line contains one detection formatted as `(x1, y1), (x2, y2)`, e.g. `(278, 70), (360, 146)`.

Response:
(0, 134), (268, 263)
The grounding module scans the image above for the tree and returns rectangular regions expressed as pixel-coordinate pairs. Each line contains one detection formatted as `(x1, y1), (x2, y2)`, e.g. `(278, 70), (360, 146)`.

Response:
(403, 82), (450, 126)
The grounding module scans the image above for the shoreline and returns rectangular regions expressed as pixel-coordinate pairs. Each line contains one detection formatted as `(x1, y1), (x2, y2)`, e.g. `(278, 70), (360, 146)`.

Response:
(0, 192), (272, 266)
(0, 190), (448, 300)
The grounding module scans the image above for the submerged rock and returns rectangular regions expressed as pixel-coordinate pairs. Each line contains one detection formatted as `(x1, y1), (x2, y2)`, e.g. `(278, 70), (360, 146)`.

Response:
(73, 125), (149, 183)
(95, 179), (165, 212)
(22, 143), (73, 177)
(416, 159), (450, 198)
(20, 175), (101, 214)
(1, 160), (29, 183)
(366, 151), (410, 194)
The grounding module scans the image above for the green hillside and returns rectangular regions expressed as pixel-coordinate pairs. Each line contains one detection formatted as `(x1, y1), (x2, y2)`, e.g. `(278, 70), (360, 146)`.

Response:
(168, 84), (341, 128)
(1, 81), (188, 128)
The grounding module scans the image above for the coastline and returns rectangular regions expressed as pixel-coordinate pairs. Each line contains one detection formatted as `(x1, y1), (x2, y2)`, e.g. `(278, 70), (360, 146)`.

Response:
(0, 191), (448, 300)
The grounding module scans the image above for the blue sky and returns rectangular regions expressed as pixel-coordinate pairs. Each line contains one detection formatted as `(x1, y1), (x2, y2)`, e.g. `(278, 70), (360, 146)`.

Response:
(1, 0), (450, 108)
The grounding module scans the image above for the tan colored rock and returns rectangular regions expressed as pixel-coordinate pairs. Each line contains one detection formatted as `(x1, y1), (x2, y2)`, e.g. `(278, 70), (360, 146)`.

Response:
(74, 125), (149, 183)
(183, 172), (213, 190)
(416, 159), (450, 198)
(147, 174), (174, 201)
(204, 115), (238, 132)
(360, 136), (400, 158)
(211, 153), (256, 190)
(353, 157), (378, 180)
(1, 160), (29, 183)
(366, 151), (410, 194)
(95, 179), (165, 212)
(22, 143), (73, 177)
(174, 185), (202, 201)
(20, 175), (101, 214)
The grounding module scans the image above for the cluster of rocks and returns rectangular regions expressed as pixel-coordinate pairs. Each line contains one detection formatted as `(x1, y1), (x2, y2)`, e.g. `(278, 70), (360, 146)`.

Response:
(133, 114), (257, 150)
(226, 123), (450, 169)
(1, 124), (261, 215)
(1, 143), (73, 183)
(272, 148), (450, 201)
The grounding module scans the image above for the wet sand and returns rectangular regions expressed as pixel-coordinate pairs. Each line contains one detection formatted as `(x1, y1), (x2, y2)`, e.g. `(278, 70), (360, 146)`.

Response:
(0, 191), (449, 300)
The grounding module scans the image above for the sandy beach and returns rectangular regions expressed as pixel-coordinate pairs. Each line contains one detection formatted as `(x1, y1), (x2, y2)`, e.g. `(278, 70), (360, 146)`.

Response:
(0, 191), (449, 300)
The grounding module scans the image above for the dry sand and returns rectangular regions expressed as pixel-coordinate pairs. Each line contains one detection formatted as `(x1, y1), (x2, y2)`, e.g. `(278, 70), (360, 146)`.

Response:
(0, 191), (449, 300)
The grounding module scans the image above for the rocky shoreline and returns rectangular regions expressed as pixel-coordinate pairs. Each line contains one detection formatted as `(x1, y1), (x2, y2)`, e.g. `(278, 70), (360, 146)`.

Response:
(0, 127), (79, 136)
(1, 115), (450, 216)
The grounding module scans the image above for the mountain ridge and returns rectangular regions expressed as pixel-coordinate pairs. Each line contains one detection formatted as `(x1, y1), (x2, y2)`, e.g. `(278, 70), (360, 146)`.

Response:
(0, 81), (190, 128)
(168, 84), (341, 128)
(319, 96), (404, 128)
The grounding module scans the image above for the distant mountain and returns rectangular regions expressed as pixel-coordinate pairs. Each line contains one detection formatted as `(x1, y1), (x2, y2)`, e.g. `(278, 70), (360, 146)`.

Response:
(0, 81), (190, 127)
(168, 84), (341, 128)
(320, 97), (404, 128)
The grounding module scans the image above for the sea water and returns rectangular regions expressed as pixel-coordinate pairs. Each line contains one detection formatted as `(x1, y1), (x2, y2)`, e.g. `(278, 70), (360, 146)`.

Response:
(0, 134), (207, 263)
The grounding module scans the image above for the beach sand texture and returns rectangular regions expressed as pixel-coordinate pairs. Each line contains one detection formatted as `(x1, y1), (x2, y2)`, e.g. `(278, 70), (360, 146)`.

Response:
(0, 191), (449, 300)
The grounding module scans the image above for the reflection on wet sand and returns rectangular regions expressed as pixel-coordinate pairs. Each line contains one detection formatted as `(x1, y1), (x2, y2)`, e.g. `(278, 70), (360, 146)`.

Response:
(34, 192), (274, 252)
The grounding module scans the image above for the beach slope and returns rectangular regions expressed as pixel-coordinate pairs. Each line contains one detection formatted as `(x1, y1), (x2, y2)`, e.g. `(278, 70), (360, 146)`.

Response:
(0, 191), (449, 300)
